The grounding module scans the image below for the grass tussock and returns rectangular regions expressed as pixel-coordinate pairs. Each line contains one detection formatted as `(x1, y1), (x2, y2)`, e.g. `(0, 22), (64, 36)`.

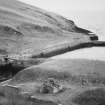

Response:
(72, 88), (105, 105)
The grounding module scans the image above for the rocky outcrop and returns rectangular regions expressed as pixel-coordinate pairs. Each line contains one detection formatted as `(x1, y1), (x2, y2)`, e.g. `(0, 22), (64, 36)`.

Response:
(75, 26), (98, 40)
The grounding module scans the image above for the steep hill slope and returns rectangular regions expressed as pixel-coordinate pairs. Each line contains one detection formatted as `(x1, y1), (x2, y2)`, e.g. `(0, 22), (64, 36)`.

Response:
(0, 0), (98, 59)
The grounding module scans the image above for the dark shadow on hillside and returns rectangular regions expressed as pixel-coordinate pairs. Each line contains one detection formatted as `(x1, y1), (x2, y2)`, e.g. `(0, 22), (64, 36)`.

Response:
(0, 63), (25, 82)
(0, 57), (46, 82)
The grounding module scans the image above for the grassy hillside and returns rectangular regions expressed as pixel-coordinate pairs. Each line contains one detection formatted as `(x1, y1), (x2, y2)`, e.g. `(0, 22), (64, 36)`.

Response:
(0, 0), (104, 105)
(0, 59), (105, 105)
(0, 0), (98, 59)
(10, 59), (105, 84)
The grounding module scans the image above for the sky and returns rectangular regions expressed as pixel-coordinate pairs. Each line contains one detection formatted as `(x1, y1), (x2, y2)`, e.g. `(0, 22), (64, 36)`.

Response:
(18, 0), (105, 26)
(19, 0), (105, 12)
(19, 0), (105, 40)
